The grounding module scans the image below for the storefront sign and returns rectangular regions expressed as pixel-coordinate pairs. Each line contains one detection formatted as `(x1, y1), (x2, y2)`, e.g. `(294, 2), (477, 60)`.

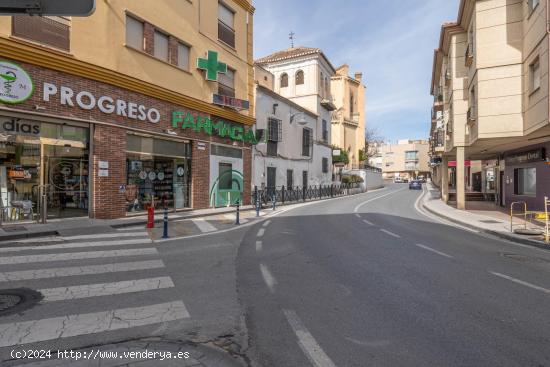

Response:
(98, 161), (109, 169)
(43, 83), (161, 124)
(172, 111), (259, 144)
(0, 61), (34, 104)
(197, 142), (206, 151)
(505, 148), (546, 165)
(0, 119), (40, 135)
(213, 94), (250, 111)
(197, 51), (227, 82)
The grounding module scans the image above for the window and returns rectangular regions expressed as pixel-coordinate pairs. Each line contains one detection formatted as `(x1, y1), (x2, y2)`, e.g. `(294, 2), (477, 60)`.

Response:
(322, 158), (329, 173)
(126, 15), (144, 51)
(325, 77), (330, 97)
(154, 30), (169, 61)
(320, 73), (324, 95)
(218, 2), (235, 47)
(322, 120), (328, 142)
(302, 128), (312, 157)
(177, 42), (190, 70)
(218, 67), (235, 97)
(287, 170), (293, 188)
(267, 118), (281, 157)
(280, 73), (289, 88)
(514, 168), (537, 196)
(296, 70), (304, 85)
(530, 0), (540, 11)
(530, 58), (541, 92)
(350, 94), (354, 115)
(12, 16), (71, 51)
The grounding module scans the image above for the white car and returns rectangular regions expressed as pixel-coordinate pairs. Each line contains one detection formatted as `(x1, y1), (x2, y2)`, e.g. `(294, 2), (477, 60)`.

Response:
(394, 177), (403, 183)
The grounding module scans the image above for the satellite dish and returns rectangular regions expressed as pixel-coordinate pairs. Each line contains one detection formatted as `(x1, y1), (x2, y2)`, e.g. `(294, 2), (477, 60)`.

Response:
(0, 0), (96, 16)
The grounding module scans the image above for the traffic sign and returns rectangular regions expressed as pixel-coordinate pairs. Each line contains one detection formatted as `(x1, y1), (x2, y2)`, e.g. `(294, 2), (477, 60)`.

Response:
(0, 0), (95, 16)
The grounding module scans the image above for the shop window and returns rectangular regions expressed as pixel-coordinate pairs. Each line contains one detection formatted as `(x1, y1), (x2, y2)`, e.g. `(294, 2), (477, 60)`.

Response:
(219, 67), (235, 98)
(125, 15), (144, 51)
(514, 168), (537, 196)
(211, 144), (242, 158)
(125, 135), (191, 213)
(12, 16), (70, 52)
(218, 2), (235, 47)
(154, 30), (169, 61)
(219, 162), (233, 190)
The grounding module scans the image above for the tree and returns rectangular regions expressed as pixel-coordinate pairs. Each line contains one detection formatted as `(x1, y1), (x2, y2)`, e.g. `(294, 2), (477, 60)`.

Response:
(362, 127), (384, 165)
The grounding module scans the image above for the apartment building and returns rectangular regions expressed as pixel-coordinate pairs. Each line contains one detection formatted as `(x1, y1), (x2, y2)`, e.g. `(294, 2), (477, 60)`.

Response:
(0, 0), (255, 220)
(255, 47), (335, 185)
(430, 0), (550, 211)
(380, 140), (430, 180)
(253, 65), (326, 189)
(330, 64), (366, 169)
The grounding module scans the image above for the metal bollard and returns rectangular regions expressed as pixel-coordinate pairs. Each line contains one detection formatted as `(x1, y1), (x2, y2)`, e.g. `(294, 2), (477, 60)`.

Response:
(256, 196), (260, 217)
(162, 207), (169, 239)
(272, 195), (276, 211)
(235, 200), (240, 225)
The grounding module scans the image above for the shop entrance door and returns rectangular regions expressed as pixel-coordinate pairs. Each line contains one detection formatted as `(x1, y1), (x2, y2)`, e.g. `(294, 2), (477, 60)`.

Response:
(43, 145), (89, 219)
(173, 160), (190, 210)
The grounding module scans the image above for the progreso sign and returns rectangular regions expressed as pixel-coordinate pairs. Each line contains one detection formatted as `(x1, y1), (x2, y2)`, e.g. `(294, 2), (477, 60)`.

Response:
(172, 111), (259, 144)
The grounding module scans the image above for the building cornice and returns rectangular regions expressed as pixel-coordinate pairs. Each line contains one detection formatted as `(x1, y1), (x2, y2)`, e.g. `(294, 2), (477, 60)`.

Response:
(233, 0), (255, 14)
(0, 37), (256, 126)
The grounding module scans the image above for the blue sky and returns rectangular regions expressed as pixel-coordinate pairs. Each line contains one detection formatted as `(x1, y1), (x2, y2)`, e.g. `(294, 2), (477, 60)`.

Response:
(253, 0), (459, 143)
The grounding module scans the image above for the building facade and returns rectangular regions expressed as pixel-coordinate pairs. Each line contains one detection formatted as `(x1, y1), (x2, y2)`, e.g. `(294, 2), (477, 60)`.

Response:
(430, 0), (550, 211)
(330, 65), (366, 169)
(255, 47), (335, 185)
(0, 0), (255, 220)
(253, 65), (328, 189)
(380, 140), (430, 180)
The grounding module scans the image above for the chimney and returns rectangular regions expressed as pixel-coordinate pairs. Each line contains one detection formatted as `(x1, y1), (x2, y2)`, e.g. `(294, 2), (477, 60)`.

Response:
(354, 72), (363, 82)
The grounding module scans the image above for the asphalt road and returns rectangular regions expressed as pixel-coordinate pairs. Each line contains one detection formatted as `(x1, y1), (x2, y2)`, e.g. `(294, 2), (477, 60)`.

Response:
(237, 183), (550, 367)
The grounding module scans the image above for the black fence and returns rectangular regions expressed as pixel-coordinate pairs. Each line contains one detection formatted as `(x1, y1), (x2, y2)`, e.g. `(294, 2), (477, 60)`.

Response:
(253, 183), (363, 208)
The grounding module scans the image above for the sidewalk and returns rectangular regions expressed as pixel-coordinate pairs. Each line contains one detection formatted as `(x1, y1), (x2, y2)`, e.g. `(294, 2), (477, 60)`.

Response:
(0, 206), (255, 242)
(421, 183), (549, 248)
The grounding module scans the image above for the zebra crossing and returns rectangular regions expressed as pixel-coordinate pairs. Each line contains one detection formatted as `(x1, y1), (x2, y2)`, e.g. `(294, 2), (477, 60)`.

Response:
(0, 229), (190, 352)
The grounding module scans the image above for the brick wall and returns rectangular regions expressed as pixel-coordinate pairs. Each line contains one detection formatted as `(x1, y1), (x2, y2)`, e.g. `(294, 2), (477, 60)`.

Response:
(191, 142), (210, 209)
(92, 125), (127, 219)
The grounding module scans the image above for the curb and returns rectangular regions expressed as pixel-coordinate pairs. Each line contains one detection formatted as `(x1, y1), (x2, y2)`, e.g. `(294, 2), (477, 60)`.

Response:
(421, 196), (549, 250)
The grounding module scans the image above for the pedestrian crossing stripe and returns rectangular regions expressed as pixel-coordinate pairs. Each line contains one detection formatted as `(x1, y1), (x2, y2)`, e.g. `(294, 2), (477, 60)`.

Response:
(0, 238), (152, 253)
(0, 248), (158, 265)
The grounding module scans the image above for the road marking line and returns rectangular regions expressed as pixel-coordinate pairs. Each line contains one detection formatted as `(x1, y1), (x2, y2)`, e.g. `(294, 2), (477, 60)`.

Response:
(353, 188), (406, 213)
(380, 229), (401, 238)
(257, 228), (265, 238)
(363, 219), (374, 226)
(355, 214), (361, 218)
(0, 260), (165, 282)
(6, 237), (63, 244)
(283, 309), (337, 367)
(40, 276), (174, 301)
(260, 263), (276, 293)
(191, 218), (217, 233)
(0, 239), (152, 253)
(490, 271), (550, 295)
(0, 301), (190, 348)
(262, 220), (271, 228)
(115, 227), (147, 232)
(415, 244), (453, 258)
(61, 233), (150, 241)
(256, 241), (263, 252)
(0, 248), (158, 265)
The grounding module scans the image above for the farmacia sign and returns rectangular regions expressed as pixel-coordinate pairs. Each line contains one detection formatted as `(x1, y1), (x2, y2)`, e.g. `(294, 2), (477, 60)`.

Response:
(172, 111), (259, 144)
(0, 61), (34, 104)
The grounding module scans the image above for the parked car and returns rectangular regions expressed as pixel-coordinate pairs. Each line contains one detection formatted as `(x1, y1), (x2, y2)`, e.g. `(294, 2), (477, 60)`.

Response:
(409, 180), (422, 190)
(394, 177), (403, 183)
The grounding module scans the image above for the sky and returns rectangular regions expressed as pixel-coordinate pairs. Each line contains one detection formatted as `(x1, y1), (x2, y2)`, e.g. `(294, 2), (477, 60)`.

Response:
(253, 0), (459, 143)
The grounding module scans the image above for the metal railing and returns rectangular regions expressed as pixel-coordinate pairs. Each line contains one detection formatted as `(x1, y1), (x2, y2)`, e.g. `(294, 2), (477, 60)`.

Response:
(253, 183), (362, 208)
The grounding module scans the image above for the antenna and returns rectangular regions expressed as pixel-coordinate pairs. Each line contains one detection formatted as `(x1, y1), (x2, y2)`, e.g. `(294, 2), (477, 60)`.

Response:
(289, 31), (295, 48)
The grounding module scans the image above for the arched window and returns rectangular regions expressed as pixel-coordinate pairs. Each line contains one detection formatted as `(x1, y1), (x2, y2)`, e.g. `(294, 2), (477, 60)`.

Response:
(280, 73), (289, 88)
(296, 70), (305, 85)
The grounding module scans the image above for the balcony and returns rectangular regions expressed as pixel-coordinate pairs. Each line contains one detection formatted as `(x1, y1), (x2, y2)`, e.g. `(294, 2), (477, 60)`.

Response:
(445, 69), (451, 86)
(465, 44), (473, 67)
(433, 94), (444, 111)
(321, 97), (337, 111)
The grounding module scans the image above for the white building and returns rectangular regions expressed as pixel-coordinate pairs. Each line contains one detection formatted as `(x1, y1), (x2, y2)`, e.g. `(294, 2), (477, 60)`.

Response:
(255, 47), (336, 187)
(253, 65), (329, 188)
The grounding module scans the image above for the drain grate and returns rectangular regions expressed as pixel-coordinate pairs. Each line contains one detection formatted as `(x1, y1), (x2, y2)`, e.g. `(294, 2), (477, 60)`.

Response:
(0, 288), (43, 316)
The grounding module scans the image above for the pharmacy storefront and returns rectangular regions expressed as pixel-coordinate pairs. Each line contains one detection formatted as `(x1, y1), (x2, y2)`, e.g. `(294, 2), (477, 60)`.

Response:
(0, 59), (254, 220)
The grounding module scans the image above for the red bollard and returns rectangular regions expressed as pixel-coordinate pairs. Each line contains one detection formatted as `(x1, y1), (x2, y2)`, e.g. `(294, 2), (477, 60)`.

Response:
(146, 206), (155, 229)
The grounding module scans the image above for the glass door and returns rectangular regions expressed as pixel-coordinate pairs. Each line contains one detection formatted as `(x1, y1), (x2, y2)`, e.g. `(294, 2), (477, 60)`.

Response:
(173, 160), (190, 210)
(43, 145), (89, 219)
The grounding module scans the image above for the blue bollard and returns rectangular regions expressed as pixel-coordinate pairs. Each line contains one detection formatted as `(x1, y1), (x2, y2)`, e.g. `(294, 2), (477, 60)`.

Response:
(272, 195), (276, 211)
(235, 200), (240, 225)
(256, 196), (260, 217)
(162, 207), (169, 239)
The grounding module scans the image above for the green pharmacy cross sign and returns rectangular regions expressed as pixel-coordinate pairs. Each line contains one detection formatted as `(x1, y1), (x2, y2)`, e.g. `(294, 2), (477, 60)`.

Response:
(197, 50), (227, 82)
